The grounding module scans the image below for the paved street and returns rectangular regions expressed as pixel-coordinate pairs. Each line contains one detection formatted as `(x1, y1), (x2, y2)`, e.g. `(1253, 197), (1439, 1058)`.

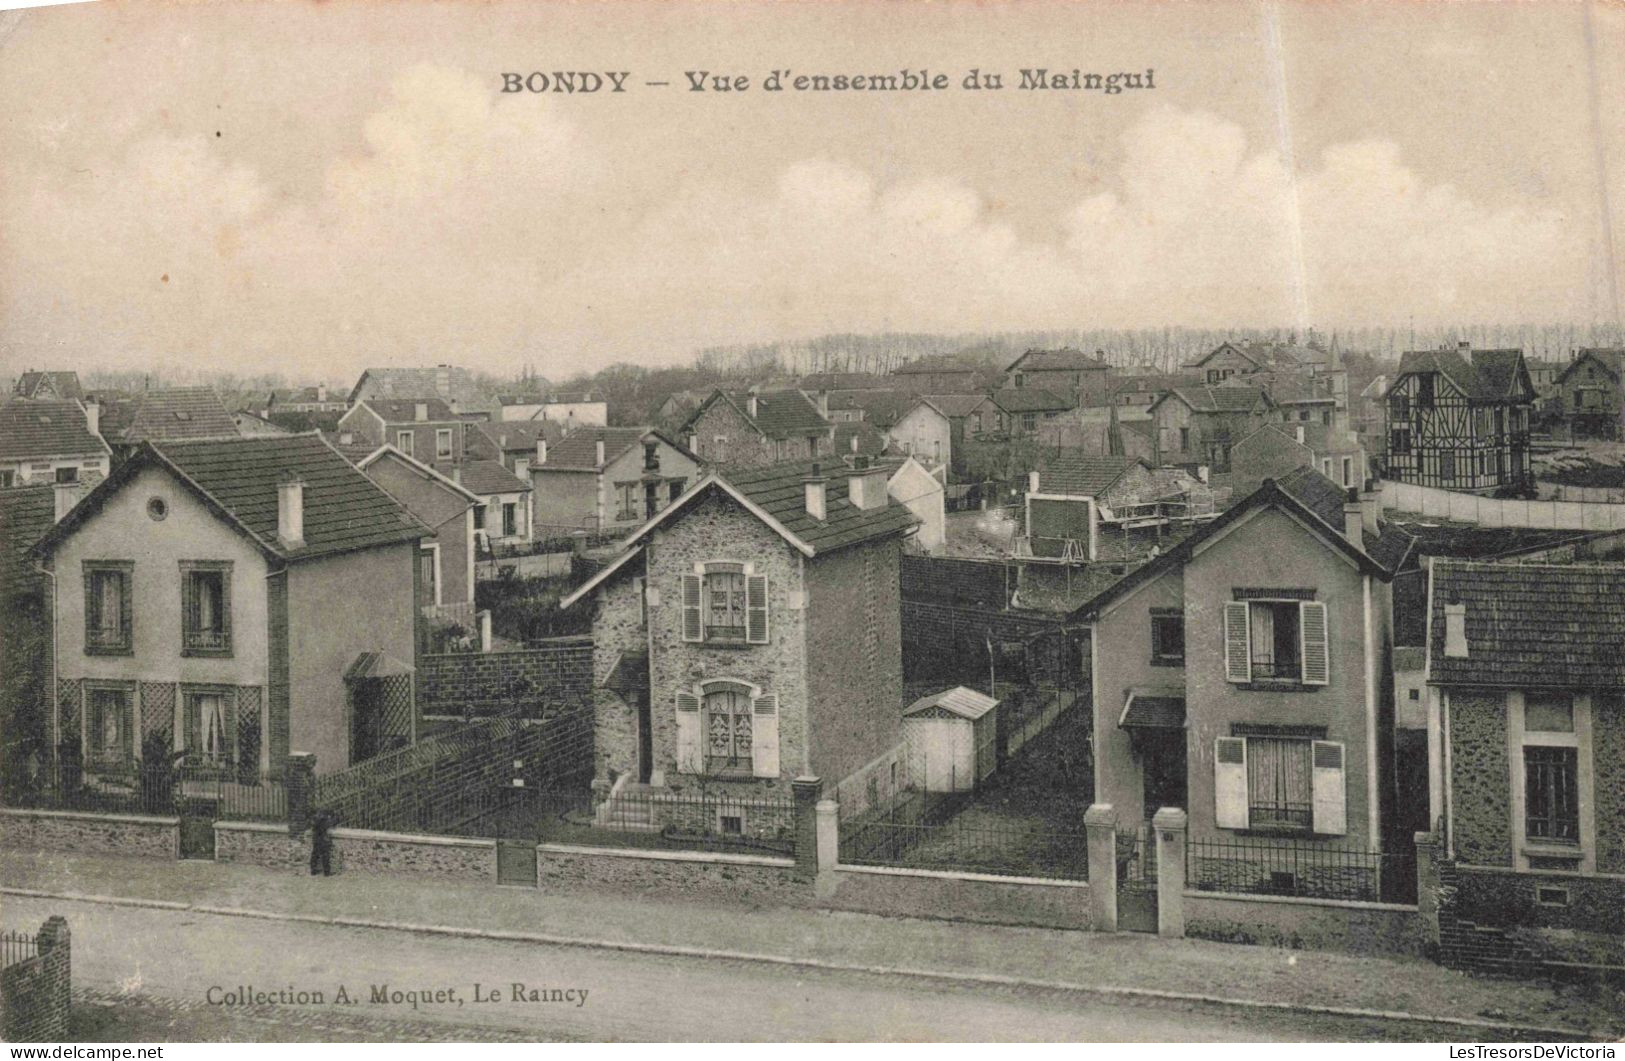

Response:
(2, 894), (1511, 1042)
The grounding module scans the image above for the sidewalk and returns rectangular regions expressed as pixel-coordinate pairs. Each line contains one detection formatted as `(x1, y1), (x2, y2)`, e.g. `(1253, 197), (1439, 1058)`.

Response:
(4, 848), (1620, 1038)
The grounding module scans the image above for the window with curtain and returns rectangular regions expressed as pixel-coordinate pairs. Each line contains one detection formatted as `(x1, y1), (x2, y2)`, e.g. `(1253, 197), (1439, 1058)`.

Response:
(88, 686), (134, 768)
(182, 564), (231, 655)
(84, 564), (132, 653)
(186, 692), (229, 765)
(1525, 746), (1578, 843)
(704, 688), (752, 774)
(1247, 737), (1313, 831)
(1248, 601), (1300, 680)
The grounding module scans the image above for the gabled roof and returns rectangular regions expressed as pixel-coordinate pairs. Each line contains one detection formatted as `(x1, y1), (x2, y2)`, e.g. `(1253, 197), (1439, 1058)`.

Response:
(0, 399), (110, 460)
(989, 388), (1075, 414)
(684, 390), (832, 440)
(1155, 385), (1273, 415)
(348, 365), (481, 407)
(468, 419), (566, 460)
(835, 389), (913, 428)
(13, 371), (83, 401)
(116, 388), (239, 442)
(796, 372), (892, 392)
(538, 426), (693, 472)
(1394, 347), (1533, 403)
(563, 459), (917, 607)
(1555, 348), (1625, 385)
(438, 458), (529, 497)
(904, 686), (998, 720)
(356, 445), (482, 504)
(833, 421), (890, 459)
(1069, 467), (1407, 620)
(1035, 453), (1148, 497)
(357, 398), (459, 425)
(1427, 559), (1625, 689)
(1006, 348), (1112, 374)
(0, 485), (55, 597)
(891, 355), (979, 376)
(1183, 342), (1266, 370)
(33, 434), (429, 564)
(919, 393), (989, 418)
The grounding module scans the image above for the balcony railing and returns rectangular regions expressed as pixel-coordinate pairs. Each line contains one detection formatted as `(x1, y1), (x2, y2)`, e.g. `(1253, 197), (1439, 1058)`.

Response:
(182, 628), (230, 653)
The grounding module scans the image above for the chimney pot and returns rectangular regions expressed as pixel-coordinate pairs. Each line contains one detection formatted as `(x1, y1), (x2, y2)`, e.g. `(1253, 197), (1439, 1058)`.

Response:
(1360, 479), (1380, 535)
(847, 463), (889, 512)
(1458, 340), (1471, 353)
(82, 399), (100, 438)
(277, 475), (305, 548)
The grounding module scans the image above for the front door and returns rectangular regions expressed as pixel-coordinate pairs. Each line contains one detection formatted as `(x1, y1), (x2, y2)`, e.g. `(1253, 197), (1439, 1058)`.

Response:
(1141, 731), (1188, 820)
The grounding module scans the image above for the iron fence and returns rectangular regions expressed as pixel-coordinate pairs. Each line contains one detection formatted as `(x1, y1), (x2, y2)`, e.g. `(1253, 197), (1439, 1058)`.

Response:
(0, 930), (39, 969)
(2, 760), (289, 823)
(1186, 837), (1416, 904)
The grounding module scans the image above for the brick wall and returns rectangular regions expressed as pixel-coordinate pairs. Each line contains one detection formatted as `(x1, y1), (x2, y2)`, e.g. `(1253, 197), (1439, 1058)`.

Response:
(418, 640), (593, 717)
(1, 808), (179, 860)
(1448, 690), (1512, 866)
(1436, 860), (1625, 973)
(901, 554), (1015, 607)
(0, 917), (70, 1043)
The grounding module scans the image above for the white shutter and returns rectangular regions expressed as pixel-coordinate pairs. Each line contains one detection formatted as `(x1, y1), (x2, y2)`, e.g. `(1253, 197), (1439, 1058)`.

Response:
(1223, 602), (1251, 683)
(750, 694), (780, 778)
(1299, 601), (1329, 685)
(680, 574), (703, 643)
(1311, 740), (1347, 835)
(1215, 737), (1249, 829)
(675, 692), (702, 774)
(745, 575), (770, 644)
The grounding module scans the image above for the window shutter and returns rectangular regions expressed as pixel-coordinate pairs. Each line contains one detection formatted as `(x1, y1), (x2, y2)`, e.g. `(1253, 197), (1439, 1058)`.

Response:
(1299, 601), (1329, 685)
(674, 692), (702, 773)
(746, 574), (770, 644)
(184, 696), (201, 757)
(223, 687), (238, 764)
(1215, 737), (1249, 829)
(1223, 602), (1250, 683)
(1311, 740), (1347, 835)
(680, 575), (703, 643)
(750, 694), (780, 778)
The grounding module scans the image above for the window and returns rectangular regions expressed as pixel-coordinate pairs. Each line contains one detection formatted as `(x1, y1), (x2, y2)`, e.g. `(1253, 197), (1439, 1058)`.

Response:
(681, 564), (769, 644)
(1223, 598), (1327, 686)
(1021, 413), (1037, 433)
(704, 688), (753, 774)
(181, 562), (232, 655)
(668, 479), (685, 506)
(1525, 746), (1579, 844)
(1215, 735), (1345, 834)
(1322, 410), (1333, 426)
(472, 504), (486, 531)
(54, 465), (78, 484)
(0, 471), (12, 488)
(502, 503), (518, 537)
(1418, 374), (1435, 409)
(1298, 410), (1311, 422)
(1391, 394), (1410, 420)
(1151, 610), (1185, 665)
(184, 689), (231, 766)
(615, 483), (639, 522)
(83, 562), (133, 654)
(435, 428), (453, 459)
(1179, 426), (1190, 452)
(1390, 428), (1411, 455)
(86, 685), (134, 769)
(1247, 737), (1313, 831)
(396, 431), (413, 457)
(1249, 601), (1299, 679)
(1440, 451), (1456, 482)
(1341, 456), (1353, 486)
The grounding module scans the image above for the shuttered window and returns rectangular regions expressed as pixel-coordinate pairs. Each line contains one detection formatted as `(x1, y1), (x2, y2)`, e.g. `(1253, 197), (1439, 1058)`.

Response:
(1223, 597), (1326, 685)
(674, 691), (702, 773)
(1216, 736), (1347, 835)
(87, 685), (135, 768)
(1214, 737), (1249, 829)
(750, 694), (780, 777)
(683, 564), (770, 645)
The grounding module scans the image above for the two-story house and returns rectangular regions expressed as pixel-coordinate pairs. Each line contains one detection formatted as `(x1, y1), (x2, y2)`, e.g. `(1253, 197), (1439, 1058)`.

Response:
(12, 372), (84, 402)
(1147, 385), (1275, 471)
(1384, 343), (1535, 493)
(1073, 467), (1412, 863)
(1553, 348), (1623, 441)
(0, 399), (112, 489)
(348, 364), (485, 416)
(1003, 348), (1116, 405)
(681, 390), (835, 468)
(530, 427), (700, 535)
(337, 398), (467, 464)
(32, 434), (429, 780)
(354, 445), (480, 607)
(562, 459), (917, 829)
(978, 389), (1077, 437)
(888, 355), (983, 395)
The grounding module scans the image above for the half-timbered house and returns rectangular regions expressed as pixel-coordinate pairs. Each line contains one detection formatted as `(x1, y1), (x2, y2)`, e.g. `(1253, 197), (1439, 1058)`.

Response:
(1383, 342), (1534, 494)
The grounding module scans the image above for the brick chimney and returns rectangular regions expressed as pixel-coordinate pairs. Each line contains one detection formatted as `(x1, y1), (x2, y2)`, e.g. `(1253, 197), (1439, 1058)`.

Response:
(802, 463), (828, 521)
(277, 475), (305, 548)
(1342, 487), (1363, 546)
(1444, 601), (1468, 658)
(594, 438), (605, 466)
(847, 457), (889, 511)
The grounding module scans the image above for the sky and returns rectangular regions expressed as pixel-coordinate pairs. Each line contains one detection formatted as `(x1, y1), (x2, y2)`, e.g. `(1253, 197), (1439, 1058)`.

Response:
(1, 0), (1622, 382)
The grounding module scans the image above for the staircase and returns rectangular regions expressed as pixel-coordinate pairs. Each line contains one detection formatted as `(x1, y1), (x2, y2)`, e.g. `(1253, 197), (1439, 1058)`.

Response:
(593, 776), (659, 832)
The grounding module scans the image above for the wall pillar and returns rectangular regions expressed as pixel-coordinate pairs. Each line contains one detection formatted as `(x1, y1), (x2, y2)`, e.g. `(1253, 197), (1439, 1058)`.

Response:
(1151, 806), (1187, 938)
(1084, 802), (1118, 932)
(285, 753), (317, 836)
(814, 798), (839, 898)
(790, 776), (823, 882)
(1414, 829), (1442, 955)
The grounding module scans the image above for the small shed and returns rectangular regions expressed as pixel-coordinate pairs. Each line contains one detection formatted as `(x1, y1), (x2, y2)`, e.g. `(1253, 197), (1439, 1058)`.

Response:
(903, 686), (1000, 792)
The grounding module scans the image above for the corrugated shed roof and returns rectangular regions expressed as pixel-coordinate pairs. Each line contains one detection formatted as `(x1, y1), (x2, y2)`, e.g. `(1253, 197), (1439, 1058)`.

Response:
(0, 399), (108, 460)
(0, 485), (54, 596)
(35, 434), (427, 562)
(904, 685), (998, 720)
(1428, 559), (1625, 688)
(1036, 453), (1144, 497)
(119, 388), (239, 442)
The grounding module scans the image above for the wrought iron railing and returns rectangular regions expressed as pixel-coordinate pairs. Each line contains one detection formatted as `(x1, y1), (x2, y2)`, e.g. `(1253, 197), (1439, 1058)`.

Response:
(0, 930), (39, 969)
(1186, 837), (1416, 904)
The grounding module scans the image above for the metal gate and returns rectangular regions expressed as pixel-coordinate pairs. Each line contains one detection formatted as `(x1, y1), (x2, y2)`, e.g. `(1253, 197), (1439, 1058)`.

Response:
(174, 768), (220, 860)
(1116, 829), (1158, 932)
(493, 788), (538, 887)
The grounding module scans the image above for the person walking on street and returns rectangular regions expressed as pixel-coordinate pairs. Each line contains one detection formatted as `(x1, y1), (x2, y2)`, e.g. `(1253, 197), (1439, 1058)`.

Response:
(309, 807), (335, 876)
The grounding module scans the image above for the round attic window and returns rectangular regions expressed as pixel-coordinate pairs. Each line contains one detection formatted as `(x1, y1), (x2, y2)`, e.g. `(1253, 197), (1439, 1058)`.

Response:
(147, 497), (169, 521)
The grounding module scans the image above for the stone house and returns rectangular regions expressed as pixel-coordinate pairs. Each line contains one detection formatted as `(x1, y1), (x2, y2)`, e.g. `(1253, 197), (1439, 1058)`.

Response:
(32, 434), (429, 780)
(1553, 348), (1623, 441)
(1228, 422), (1367, 499)
(681, 390), (834, 468)
(1147, 385), (1275, 471)
(1422, 559), (1625, 965)
(981, 388), (1076, 437)
(1072, 467), (1413, 860)
(562, 460), (917, 825)
(355, 445), (480, 607)
(530, 426), (700, 535)
(887, 398), (955, 467)
(0, 399), (111, 489)
(1003, 348), (1116, 405)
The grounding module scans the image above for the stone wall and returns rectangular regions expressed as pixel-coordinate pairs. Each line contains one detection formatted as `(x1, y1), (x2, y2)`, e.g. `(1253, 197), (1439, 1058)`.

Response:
(1595, 693), (1625, 875)
(0, 917), (70, 1043)
(1448, 689), (1512, 866)
(1, 808), (178, 860)
(214, 821), (496, 881)
(825, 865), (1091, 931)
(537, 843), (805, 903)
(418, 640), (594, 717)
(1439, 863), (1625, 970)
(1185, 892), (1424, 956)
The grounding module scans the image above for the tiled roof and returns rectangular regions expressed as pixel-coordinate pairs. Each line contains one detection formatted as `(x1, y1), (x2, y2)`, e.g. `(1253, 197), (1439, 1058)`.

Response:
(36, 434), (427, 563)
(833, 421), (890, 459)
(118, 388), (240, 442)
(358, 398), (459, 424)
(0, 485), (54, 597)
(543, 426), (653, 471)
(891, 355), (978, 375)
(1119, 689), (1186, 729)
(1008, 348), (1112, 374)
(835, 390), (912, 428)
(1276, 466), (1412, 574)
(722, 460), (918, 554)
(1036, 454), (1145, 497)
(1395, 347), (1530, 403)
(990, 388), (1074, 414)
(349, 366), (482, 406)
(13, 371), (83, 401)
(1111, 373), (1194, 396)
(438, 458), (528, 497)
(797, 372), (892, 392)
(1428, 560), (1625, 688)
(1556, 348), (1625, 384)
(920, 394), (988, 418)
(689, 390), (833, 440)
(1163, 385), (1271, 414)
(0, 399), (108, 460)
(470, 419), (565, 458)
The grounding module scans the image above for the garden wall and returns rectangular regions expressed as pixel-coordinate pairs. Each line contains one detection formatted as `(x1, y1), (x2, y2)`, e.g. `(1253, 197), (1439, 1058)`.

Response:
(537, 843), (804, 903)
(825, 864), (1092, 931)
(0, 808), (179, 860)
(214, 820), (496, 881)
(1185, 891), (1424, 956)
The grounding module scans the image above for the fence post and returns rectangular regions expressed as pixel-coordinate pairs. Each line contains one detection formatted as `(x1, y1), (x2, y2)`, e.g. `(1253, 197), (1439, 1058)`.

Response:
(285, 753), (317, 836)
(1415, 829), (1442, 955)
(814, 798), (839, 898)
(1084, 802), (1118, 932)
(1152, 806), (1187, 938)
(479, 611), (493, 653)
(790, 776), (823, 882)
(32, 915), (70, 1041)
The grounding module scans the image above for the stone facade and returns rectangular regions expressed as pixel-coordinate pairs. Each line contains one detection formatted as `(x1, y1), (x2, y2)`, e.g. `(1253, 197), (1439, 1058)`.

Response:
(536, 845), (803, 902)
(1446, 689), (1512, 866)
(1595, 693), (1625, 875)
(1185, 893), (1423, 955)
(684, 399), (830, 469)
(0, 808), (179, 860)
(214, 821), (496, 880)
